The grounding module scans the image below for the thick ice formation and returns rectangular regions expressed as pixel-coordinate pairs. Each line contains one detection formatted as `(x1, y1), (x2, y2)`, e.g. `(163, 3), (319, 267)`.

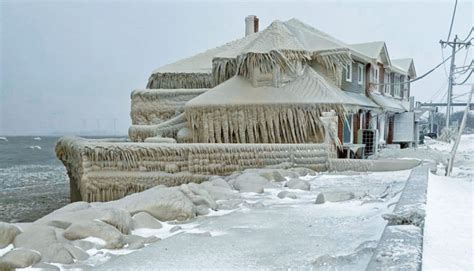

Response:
(55, 137), (331, 202)
(0, 167), (411, 269)
(130, 89), (206, 125)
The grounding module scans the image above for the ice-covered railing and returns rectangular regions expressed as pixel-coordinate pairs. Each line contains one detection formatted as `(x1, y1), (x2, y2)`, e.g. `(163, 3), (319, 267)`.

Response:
(130, 88), (207, 126)
(56, 137), (331, 202)
(129, 113), (188, 142)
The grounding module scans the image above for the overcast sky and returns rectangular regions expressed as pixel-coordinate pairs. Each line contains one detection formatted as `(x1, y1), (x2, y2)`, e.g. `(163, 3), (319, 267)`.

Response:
(1, 0), (472, 136)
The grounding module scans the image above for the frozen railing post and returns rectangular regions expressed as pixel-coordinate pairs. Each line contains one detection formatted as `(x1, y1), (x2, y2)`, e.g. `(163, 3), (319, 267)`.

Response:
(321, 110), (339, 158)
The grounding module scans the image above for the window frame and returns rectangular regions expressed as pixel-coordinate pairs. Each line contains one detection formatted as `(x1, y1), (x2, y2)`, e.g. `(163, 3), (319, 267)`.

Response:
(345, 63), (352, 82)
(384, 72), (391, 95)
(374, 67), (379, 84)
(357, 64), (364, 85)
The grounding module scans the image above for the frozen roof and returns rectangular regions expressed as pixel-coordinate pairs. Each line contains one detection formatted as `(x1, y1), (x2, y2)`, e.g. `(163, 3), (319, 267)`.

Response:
(153, 18), (351, 75)
(153, 34), (259, 74)
(350, 41), (391, 65)
(370, 93), (409, 113)
(392, 58), (416, 78)
(185, 66), (378, 110)
(215, 19), (348, 58)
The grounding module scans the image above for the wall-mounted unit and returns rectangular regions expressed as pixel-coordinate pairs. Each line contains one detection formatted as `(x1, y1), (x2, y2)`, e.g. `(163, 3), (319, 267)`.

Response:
(358, 129), (379, 156)
(393, 112), (415, 143)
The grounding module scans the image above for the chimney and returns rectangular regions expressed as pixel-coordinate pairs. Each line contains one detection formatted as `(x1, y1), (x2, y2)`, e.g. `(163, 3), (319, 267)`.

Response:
(245, 15), (259, 36)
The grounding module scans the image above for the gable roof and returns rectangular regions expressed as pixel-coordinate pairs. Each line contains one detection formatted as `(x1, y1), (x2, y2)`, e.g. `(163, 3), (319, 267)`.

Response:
(350, 41), (392, 66)
(392, 58), (417, 78)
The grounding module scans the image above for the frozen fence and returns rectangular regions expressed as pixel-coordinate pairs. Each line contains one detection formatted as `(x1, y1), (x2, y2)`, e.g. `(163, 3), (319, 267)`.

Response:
(56, 137), (331, 202)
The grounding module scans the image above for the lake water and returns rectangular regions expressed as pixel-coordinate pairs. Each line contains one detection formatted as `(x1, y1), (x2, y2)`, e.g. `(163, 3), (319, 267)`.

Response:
(0, 136), (69, 222)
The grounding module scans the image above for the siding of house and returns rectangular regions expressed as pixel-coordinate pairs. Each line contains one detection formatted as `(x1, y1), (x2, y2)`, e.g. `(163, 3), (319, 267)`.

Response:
(341, 61), (365, 94)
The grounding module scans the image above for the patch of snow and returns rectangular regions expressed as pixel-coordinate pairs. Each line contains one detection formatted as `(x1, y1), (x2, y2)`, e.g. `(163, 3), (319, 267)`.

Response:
(422, 173), (473, 270)
(0, 244), (14, 257)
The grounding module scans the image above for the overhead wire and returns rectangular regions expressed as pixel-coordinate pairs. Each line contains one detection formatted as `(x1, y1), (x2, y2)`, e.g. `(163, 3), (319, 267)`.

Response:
(445, 0), (458, 46)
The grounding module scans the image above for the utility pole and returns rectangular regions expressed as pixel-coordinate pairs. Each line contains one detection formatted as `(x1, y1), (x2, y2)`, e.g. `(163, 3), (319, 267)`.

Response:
(440, 35), (472, 129)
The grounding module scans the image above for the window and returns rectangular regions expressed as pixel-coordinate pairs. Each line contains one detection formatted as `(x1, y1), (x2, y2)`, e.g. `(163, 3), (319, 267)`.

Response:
(343, 114), (353, 143)
(384, 72), (390, 95)
(345, 63), (352, 82)
(357, 64), (364, 85)
(394, 74), (401, 97)
(374, 67), (379, 83)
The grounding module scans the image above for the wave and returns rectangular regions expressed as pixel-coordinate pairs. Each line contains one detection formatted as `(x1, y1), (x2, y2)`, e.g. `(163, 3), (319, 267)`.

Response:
(33, 137), (42, 141)
(0, 137), (7, 141)
(28, 145), (42, 150)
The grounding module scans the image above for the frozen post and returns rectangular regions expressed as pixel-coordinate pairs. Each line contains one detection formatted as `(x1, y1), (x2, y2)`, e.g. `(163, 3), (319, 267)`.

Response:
(446, 83), (473, 176)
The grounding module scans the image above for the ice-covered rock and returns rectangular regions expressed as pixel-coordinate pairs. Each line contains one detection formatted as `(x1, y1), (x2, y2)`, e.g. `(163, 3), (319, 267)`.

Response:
(285, 179), (310, 191)
(63, 221), (125, 249)
(105, 187), (196, 222)
(0, 248), (41, 269)
(289, 167), (317, 177)
(14, 225), (80, 264)
(208, 177), (232, 189)
(132, 212), (162, 229)
(0, 222), (21, 249)
(231, 173), (276, 193)
(179, 184), (217, 210)
(324, 191), (355, 202)
(123, 235), (147, 250)
(37, 207), (134, 235)
(314, 193), (325, 204)
(100, 208), (134, 234)
(277, 191), (297, 199)
(200, 184), (240, 201)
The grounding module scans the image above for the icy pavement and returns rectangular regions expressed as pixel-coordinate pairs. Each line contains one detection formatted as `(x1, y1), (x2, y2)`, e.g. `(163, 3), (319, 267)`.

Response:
(94, 171), (409, 270)
(420, 134), (474, 270)
(422, 173), (473, 270)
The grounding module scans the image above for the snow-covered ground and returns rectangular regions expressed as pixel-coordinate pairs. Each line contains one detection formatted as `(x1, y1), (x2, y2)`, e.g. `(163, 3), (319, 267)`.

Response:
(422, 134), (473, 270)
(3, 135), (472, 270)
(95, 171), (409, 270)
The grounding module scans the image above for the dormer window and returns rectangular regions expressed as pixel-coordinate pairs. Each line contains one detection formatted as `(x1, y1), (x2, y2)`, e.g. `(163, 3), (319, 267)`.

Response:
(345, 63), (352, 82)
(357, 64), (364, 85)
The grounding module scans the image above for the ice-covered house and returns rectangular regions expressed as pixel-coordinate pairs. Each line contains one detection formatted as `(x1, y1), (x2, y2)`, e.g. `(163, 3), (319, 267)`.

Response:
(131, 17), (416, 154)
(56, 16), (417, 202)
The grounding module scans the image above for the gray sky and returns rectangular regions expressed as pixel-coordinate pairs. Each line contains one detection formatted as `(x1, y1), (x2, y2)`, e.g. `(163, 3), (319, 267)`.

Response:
(1, 0), (472, 136)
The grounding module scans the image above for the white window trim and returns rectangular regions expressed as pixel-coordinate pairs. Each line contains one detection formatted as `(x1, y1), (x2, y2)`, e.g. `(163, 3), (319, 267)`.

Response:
(384, 71), (391, 96)
(394, 74), (401, 98)
(374, 67), (379, 84)
(345, 63), (352, 82)
(357, 64), (364, 85)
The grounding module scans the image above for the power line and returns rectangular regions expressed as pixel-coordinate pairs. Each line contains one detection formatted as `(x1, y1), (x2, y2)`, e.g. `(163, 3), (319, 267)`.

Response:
(429, 79), (449, 101)
(455, 68), (473, 85)
(445, 0), (458, 46)
(461, 27), (474, 42)
(374, 46), (463, 87)
(441, 47), (450, 78)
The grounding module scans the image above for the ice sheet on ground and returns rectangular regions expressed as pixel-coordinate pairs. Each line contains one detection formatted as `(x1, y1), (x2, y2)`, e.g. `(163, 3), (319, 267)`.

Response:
(93, 170), (409, 270)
